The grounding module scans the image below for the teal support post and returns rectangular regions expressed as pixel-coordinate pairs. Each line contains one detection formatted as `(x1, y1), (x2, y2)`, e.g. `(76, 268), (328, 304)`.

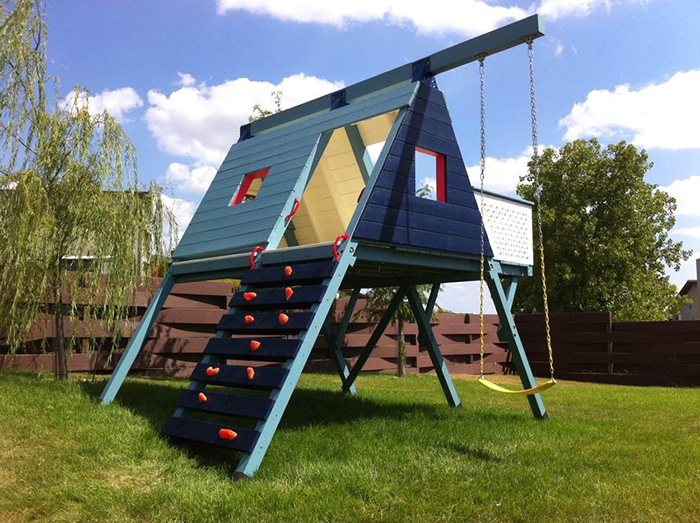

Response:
(100, 272), (175, 404)
(406, 286), (461, 407)
(504, 276), (518, 310)
(343, 286), (407, 392)
(486, 261), (547, 419)
(322, 287), (361, 394)
(497, 276), (518, 340)
(345, 124), (373, 183)
(426, 283), (440, 315)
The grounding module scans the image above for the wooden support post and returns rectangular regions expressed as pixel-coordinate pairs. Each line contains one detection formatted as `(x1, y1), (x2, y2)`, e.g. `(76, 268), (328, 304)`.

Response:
(486, 261), (548, 419)
(343, 286), (407, 392)
(345, 124), (373, 183)
(100, 272), (175, 404)
(322, 288), (361, 394)
(496, 276), (519, 340)
(406, 286), (461, 407)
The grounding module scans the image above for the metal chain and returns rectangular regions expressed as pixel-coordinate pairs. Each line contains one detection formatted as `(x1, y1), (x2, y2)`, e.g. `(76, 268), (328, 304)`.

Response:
(478, 55), (486, 378)
(527, 39), (554, 379)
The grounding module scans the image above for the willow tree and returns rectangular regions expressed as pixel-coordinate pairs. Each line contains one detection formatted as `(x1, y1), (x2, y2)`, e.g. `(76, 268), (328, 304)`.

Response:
(0, 0), (173, 378)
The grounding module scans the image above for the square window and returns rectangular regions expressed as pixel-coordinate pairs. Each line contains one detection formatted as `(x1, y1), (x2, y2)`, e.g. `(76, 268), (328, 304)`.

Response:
(230, 168), (269, 206)
(415, 147), (445, 202)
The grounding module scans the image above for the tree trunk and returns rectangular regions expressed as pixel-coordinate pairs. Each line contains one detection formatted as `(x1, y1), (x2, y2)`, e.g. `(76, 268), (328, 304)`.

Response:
(53, 276), (70, 380)
(397, 317), (406, 378)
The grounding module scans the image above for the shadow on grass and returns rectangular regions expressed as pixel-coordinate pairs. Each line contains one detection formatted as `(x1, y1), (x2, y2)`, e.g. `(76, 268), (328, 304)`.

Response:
(79, 377), (520, 474)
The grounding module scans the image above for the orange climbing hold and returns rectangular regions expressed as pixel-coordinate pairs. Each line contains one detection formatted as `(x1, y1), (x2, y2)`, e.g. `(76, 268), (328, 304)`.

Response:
(219, 428), (237, 441)
(243, 292), (257, 301)
(284, 266), (293, 276)
(206, 367), (219, 376)
(279, 313), (289, 325)
(250, 340), (261, 351)
(198, 392), (208, 403)
(246, 367), (255, 380)
(244, 315), (255, 324)
(285, 287), (294, 300)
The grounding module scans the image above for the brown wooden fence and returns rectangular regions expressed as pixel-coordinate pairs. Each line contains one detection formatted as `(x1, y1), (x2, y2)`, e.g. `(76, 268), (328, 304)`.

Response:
(2, 278), (699, 386)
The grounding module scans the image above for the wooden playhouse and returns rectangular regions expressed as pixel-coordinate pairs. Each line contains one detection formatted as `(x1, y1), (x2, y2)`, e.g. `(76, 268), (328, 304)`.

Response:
(101, 15), (549, 478)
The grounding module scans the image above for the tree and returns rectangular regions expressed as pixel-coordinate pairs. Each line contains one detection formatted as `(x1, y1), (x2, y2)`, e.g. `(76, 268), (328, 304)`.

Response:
(515, 139), (690, 321)
(0, 0), (173, 379)
(248, 90), (283, 122)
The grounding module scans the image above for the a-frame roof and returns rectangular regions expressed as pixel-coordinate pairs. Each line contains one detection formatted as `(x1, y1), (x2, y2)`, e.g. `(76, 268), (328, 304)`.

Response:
(172, 15), (544, 262)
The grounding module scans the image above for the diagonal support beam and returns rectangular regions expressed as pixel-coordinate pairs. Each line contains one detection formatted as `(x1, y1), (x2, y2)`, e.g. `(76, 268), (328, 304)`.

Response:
(486, 261), (547, 419)
(426, 283), (440, 316)
(343, 286), (407, 392)
(100, 272), (175, 404)
(345, 124), (373, 183)
(322, 288), (361, 394)
(406, 286), (461, 407)
(497, 276), (519, 340)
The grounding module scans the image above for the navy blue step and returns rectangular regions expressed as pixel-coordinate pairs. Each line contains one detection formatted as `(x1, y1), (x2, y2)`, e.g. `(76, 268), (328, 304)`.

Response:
(229, 285), (326, 310)
(190, 362), (288, 389)
(241, 261), (336, 287)
(205, 338), (301, 362)
(176, 389), (274, 420)
(162, 416), (259, 452)
(218, 311), (313, 334)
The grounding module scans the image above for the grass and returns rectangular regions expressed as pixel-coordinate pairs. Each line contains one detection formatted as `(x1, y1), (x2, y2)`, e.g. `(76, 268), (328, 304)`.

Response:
(0, 370), (699, 522)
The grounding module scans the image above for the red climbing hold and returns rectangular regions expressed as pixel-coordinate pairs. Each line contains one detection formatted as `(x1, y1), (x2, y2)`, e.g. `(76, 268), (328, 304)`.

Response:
(284, 266), (293, 276)
(246, 367), (255, 380)
(244, 315), (255, 324)
(198, 392), (208, 403)
(279, 313), (289, 325)
(285, 287), (294, 301)
(219, 428), (237, 441)
(250, 340), (261, 351)
(244, 292), (257, 301)
(206, 367), (219, 376)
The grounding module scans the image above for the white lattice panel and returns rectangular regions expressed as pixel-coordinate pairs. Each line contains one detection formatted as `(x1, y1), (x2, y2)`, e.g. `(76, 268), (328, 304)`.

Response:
(475, 191), (533, 266)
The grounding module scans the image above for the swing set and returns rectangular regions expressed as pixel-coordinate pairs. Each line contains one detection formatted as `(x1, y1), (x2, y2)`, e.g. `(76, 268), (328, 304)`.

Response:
(100, 14), (557, 478)
(475, 41), (557, 396)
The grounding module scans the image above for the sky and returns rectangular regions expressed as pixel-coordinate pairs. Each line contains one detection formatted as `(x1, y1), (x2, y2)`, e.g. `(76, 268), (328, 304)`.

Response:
(44, 0), (700, 313)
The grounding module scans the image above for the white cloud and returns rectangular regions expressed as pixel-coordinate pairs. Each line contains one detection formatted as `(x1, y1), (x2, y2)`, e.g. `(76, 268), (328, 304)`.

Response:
(161, 194), (198, 243)
(538, 0), (650, 20)
(554, 42), (564, 57)
(164, 162), (217, 195)
(145, 73), (344, 166)
(216, 0), (651, 36)
(176, 72), (196, 87)
(63, 87), (144, 122)
(466, 146), (536, 194)
(660, 175), (700, 217)
(676, 227), (700, 241)
(438, 282), (495, 314)
(560, 69), (700, 150)
(216, 0), (527, 36)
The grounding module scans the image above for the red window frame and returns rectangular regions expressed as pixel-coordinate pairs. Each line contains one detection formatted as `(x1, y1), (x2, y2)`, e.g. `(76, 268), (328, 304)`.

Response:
(230, 168), (270, 206)
(415, 147), (446, 202)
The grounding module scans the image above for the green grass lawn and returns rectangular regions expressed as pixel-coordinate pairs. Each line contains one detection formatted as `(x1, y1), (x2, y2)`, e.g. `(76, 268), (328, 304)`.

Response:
(1, 370), (699, 522)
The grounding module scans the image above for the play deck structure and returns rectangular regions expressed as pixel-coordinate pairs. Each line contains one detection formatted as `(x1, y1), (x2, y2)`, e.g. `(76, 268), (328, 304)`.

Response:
(100, 14), (557, 478)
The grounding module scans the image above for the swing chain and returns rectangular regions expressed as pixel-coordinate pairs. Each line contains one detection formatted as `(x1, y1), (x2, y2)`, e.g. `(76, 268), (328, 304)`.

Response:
(478, 54), (486, 378)
(526, 38), (555, 379)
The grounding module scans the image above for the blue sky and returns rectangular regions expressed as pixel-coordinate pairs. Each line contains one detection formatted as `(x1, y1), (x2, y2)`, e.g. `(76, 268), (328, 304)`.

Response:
(44, 0), (700, 312)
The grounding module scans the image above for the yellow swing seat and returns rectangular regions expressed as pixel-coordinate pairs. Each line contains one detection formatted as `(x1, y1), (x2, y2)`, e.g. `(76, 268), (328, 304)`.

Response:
(478, 377), (556, 396)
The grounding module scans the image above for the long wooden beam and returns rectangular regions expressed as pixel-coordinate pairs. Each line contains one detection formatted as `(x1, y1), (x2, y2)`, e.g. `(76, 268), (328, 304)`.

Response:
(249, 15), (544, 137)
